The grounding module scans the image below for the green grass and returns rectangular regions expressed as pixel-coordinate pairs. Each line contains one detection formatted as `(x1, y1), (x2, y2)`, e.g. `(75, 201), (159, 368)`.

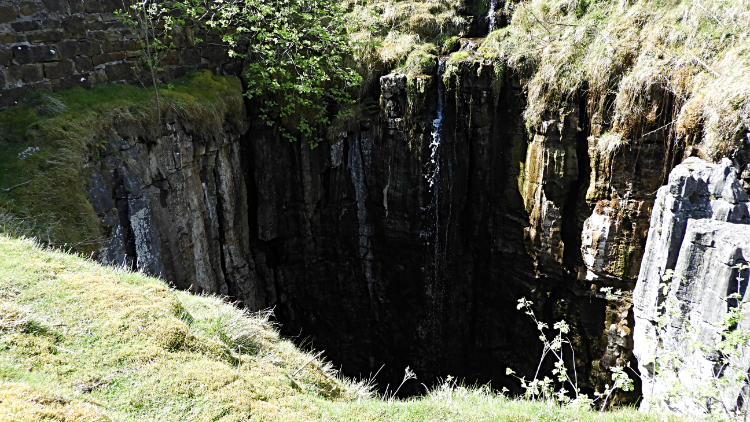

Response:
(0, 235), (691, 421)
(0, 70), (243, 254)
(342, 0), (472, 87)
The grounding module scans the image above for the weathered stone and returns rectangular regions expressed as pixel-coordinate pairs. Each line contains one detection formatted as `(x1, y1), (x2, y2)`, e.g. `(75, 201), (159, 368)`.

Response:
(0, 33), (17, 44)
(87, 69), (107, 85)
(6, 64), (44, 85)
(87, 105), (258, 306)
(103, 62), (134, 81)
(51, 73), (91, 91)
(84, 0), (118, 13)
(42, 0), (67, 13)
(160, 49), (180, 66)
(61, 15), (85, 38)
(521, 107), (580, 273)
(13, 45), (59, 64)
(68, 0), (84, 13)
(200, 46), (228, 63)
(580, 199), (651, 281)
(102, 40), (137, 53)
(0, 4), (16, 24)
(27, 30), (65, 43)
(44, 60), (73, 79)
(91, 51), (125, 66)
(180, 48), (200, 65)
(18, 2), (40, 16)
(0, 48), (11, 67)
(54, 40), (80, 59)
(634, 157), (750, 417)
(11, 20), (42, 32)
(74, 56), (93, 72)
(78, 41), (102, 57)
(0, 86), (28, 108)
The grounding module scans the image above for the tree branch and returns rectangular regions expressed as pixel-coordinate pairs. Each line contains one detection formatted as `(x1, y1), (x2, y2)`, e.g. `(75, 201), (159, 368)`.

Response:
(1, 180), (31, 193)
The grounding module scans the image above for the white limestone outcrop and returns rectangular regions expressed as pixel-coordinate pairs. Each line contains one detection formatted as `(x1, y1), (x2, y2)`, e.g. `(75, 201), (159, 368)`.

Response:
(634, 157), (750, 417)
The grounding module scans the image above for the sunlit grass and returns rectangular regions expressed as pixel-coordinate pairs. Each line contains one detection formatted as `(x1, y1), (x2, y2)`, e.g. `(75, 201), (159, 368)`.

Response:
(0, 235), (691, 421)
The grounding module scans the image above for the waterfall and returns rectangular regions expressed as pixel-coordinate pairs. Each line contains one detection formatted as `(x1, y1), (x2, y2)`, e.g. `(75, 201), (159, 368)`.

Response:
(423, 57), (447, 264)
(429, 57), (447, 278)
(426, 58), (447, 190)
(488, 0), (498, 32)
(415, 56), (450, 369)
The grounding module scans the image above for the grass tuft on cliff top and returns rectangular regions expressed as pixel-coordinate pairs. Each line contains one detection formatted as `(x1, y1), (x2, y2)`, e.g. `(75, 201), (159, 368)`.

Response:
(0, 70), (243, 255)
(0, 234), (689, 421)
(471, 0), (750, 156)
(342, 0), (474, 83)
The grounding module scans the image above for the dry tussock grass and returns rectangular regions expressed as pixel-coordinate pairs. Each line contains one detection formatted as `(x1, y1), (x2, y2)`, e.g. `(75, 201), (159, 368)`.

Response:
(477, 0), (750, 156)
(343, 0), (468, 77)
(0, 383), (109, 422)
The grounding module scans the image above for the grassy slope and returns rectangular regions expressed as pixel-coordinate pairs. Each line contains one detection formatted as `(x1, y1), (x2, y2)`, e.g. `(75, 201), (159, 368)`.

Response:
(0, 235), (690, 421)
(0, 70), (243, 254)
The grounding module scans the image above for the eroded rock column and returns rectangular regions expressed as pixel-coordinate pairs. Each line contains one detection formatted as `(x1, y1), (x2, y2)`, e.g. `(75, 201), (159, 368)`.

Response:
(634, 157), (750, 417)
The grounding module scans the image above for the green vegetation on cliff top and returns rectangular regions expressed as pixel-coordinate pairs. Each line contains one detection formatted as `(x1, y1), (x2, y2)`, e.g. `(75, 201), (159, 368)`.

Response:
(0, 235), (689, 421)
(0, 70), (243, 254)
(342, 0), (750, 157)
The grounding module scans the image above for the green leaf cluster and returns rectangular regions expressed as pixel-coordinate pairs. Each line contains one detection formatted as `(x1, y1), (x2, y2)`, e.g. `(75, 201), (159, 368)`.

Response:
(146, 0), (363, 147)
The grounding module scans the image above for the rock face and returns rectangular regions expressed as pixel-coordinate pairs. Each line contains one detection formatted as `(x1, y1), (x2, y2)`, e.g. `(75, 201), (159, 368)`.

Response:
(76, 60), (711, 400)
(85, 110), (266, 310)
(236, 61), (633, 394)
(239, 63), (560, 390)
(79, 61), (671, 397)
(633, 157), (750, 416)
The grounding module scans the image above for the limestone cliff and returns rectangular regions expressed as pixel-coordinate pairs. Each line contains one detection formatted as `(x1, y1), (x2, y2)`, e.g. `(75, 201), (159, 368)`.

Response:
(84, 109), (266, 310)
(634, 158), (750, 416)
(77, 61), (670, 397)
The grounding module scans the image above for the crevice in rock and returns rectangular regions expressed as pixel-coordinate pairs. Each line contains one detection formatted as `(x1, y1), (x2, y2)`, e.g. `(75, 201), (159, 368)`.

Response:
(562, 92), (592, 272)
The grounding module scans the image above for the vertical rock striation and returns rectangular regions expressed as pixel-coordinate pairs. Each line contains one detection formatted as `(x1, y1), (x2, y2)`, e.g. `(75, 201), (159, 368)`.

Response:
(85, 110), (266, 310)
(236, 59), (618, 394)
(634, 157), (750, 416)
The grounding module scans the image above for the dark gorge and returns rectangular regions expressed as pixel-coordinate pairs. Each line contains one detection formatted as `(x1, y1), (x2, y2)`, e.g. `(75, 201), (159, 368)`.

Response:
(83, 62), (639, 399)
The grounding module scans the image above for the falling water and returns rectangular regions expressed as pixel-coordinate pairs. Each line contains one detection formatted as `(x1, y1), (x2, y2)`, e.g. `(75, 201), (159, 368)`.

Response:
(426, 58), (447, 190)
(487, 0), (498, 32)
(424, 58), (447, 300)
(417, 56), (449, 371)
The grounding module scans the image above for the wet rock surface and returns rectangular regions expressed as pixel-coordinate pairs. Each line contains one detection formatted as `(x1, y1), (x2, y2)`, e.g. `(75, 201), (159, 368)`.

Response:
(237, 62), (614, 394)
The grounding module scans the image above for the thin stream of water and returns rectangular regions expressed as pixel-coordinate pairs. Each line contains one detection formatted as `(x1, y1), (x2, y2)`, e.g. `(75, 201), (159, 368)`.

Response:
(488, 0), (498, 32)
(424, 57), (447, 298)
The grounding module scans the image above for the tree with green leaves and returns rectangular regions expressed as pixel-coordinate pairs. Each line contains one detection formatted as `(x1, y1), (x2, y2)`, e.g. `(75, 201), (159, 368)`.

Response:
(123, 0), (362, 147)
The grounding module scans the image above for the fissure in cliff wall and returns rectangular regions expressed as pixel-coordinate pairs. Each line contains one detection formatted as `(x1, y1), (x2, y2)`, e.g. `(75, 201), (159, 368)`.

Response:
(0, 0), (239, 108)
